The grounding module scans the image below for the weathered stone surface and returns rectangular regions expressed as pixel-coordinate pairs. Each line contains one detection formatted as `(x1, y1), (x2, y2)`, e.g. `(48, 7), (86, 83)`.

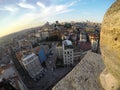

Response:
(52, 51), (105, 90)
(100, 0), (120, 86)
(100, 69), (119, 90)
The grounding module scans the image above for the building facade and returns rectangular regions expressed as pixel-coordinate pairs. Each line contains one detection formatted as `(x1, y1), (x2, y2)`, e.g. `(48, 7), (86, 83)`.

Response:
(40, 31), (49, 40)
(56, 46), (63, 59)
(21, 53), (43, 79)
(38, 48), (47, 64)
(62, 40), (74, 66)
(79, 33), (87, 42)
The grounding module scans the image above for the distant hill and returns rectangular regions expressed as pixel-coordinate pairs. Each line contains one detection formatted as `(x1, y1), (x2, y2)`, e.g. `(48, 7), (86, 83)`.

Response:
(0, 29), (31, 45)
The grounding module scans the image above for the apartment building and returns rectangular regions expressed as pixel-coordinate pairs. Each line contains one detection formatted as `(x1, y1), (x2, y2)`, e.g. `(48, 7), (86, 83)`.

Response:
(62, 40), (74, 66)
(21, 53), (43, 79)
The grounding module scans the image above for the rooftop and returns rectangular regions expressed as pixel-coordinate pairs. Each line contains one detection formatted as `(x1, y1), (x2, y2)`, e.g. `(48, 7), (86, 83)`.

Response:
(62, 40), (73, 49)
(22, 53), (36, 61)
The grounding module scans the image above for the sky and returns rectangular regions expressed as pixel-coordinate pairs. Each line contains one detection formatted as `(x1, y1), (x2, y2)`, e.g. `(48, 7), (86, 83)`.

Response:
(0, 0), (115, 37)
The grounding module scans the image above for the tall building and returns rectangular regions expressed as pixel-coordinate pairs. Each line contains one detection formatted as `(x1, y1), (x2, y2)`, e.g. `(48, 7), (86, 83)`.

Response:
(38, 48), (47, 64)
(88, 33), (99, 52)
(46, 47), (57, 71)
(40, 45), (49, 55)
(56, 46), (63, 59)
(21, 53), (43, 79)
(62, 40), (74, 66)
(91, 39), (98, 51)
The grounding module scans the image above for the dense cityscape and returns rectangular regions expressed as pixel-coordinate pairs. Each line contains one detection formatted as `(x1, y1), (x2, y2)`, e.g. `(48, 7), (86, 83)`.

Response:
(0, 21), (101, 90)
(1, 0), (120, 90)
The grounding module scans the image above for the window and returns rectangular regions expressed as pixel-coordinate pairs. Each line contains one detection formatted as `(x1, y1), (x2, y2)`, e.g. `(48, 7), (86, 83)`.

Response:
(67, 52), (69, 54)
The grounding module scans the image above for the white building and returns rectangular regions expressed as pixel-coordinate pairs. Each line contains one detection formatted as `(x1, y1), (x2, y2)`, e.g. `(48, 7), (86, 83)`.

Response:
(41, 31), (49, 40)
(79, 33), (87, 42)
(21, 53), (43, 79)
(62, 40), (74, 66)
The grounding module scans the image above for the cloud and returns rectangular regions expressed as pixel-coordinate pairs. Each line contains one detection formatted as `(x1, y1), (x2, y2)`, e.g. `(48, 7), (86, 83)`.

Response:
(17, 0), (78, 23)
(37, 2), (46, 8)
(0, 0), (79, 37)
(21, 0), (26, 2)
(0, 6), (18, 12)
(38, 2), (74, 18)
(18, 2), (36, 10)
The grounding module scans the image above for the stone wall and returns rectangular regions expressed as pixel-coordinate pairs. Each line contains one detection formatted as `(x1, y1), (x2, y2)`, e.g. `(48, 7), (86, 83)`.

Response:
(100, 0), (120, 89)
(53, 51), (105, 90)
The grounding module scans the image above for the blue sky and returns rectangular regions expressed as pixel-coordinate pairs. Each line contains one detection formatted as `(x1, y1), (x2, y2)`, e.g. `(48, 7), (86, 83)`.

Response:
(0, 0), (115, 37)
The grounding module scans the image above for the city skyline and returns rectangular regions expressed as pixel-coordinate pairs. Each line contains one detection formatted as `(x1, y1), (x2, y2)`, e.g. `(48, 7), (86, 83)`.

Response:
(0, 0), (115, 37)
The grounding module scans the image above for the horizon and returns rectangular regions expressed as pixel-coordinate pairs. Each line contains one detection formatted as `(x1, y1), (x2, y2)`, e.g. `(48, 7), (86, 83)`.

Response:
(0, 0), (115, 37)
(0, 20), (101, 39)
